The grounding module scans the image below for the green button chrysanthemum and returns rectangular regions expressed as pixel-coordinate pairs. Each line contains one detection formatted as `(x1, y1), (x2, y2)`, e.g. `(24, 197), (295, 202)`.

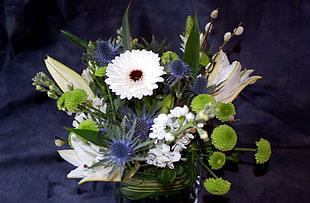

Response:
(255, 138), (271, 164)
(191, 94), (216, 113)
(57, 89), (87, 112)
(78, 119), (100, 131)
(211, 124), (237, 151)
(204, 178), (231, 195)
(215, 102), (236, 122)
(208, 151), (226, 170)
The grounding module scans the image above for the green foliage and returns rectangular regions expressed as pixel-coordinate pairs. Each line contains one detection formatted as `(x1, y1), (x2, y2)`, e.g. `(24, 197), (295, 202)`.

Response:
(32, 72), (62, 99)
(200, 52), (211, 67)
(183, 14), (200, 78)
(60, 30), (87, 50)
(121, 3), (132, 50)
(160, 94), (175, 114)
(133, 36), (171, 55)
(157, 167), (177, 185)
(94, 66), (107, 77)
(65, 127), (107, 147)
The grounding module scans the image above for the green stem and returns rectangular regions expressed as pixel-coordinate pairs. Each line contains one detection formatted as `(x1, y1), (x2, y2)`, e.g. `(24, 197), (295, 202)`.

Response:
(234, 147), (257, 152)
(194, 151), (218, 179)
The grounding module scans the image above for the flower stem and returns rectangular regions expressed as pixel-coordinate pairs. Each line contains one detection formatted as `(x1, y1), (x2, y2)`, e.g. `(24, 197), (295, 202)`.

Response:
(234, 147), (257, 152)
(194, 151), (218, 179)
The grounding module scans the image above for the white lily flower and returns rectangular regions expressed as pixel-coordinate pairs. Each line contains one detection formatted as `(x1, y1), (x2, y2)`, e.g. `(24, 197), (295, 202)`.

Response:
(44, 56), (95, 99)
(208, 50), (262, 103)
(58, 134), (121, 184)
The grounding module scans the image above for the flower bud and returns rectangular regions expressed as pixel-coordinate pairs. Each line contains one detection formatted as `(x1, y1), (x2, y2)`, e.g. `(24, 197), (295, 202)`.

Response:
(210, 9), (218, 19)
(224, 32), (232, 42)
(55, 139), (66, 147)
(234, 26), (244, 35)
(198, 128), (209, 140)
(204, 22), (212, 33)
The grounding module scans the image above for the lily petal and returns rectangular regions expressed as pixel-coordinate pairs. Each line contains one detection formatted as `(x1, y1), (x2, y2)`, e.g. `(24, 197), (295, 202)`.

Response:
(44, 56), (95, 98)
(70, 134), (99, 166)
(58, 150), (82, 167)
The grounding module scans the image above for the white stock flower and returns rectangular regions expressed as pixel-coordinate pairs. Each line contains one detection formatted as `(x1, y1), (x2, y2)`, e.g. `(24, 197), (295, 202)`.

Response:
(58, 134), (121, 184)
(92, 97), (107, 113)
(208, 50), (262, 103)
(105, 49), (165, 100)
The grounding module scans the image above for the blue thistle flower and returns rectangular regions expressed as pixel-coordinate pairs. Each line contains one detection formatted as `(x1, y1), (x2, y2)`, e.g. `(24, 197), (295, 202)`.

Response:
(123, 107), (157, 140)
(191, 76), (222, 95)
(108, 138), (134, 166)
(191, 76), (208, 94)
(92, 39), (122, 66)
(90, 119), (152, 177)
(167, 59), (190, 85)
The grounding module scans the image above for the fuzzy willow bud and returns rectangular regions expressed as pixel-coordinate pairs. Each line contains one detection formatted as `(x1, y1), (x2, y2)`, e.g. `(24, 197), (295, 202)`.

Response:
(224, 32), (232, 42)
(234, 26), (244, 35)
(210, 9), (218, 19)
(204, 22), (212, 33)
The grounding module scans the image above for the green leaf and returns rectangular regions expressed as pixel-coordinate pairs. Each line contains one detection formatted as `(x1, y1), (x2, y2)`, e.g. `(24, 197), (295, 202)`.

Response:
(200, 52), (211, 67)
(157, 167), (177, 185)
(183, 14), (200, 78)
(94, 66), (107, 77)
(60, 30), (87, 50)
(65, 127), (106, 146)
(121, 3), (132, 50)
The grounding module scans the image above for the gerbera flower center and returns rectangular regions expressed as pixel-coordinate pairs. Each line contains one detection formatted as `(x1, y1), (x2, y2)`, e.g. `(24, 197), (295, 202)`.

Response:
(129, 70), (143, 82)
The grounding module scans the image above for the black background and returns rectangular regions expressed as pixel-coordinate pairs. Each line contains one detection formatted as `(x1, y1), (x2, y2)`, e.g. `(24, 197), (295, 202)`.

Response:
(0, 0), (309, 202)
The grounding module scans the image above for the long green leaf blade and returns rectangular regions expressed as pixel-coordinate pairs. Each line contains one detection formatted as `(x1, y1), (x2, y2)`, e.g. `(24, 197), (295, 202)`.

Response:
(60, 30), (87, 50)
(65, 127), (106, 146)
(121, 4), (132, 50)
(183, 14), (200, 78)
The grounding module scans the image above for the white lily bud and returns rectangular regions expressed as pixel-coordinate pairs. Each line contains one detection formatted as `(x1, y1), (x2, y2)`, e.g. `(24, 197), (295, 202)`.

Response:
(210, 9), (218, 19)
(204, 22), (212, 33)
(224, 32), (232, 41)
(234, 26), (244, 35)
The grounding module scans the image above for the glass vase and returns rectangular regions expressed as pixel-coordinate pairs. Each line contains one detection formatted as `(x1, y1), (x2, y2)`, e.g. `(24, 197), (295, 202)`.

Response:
(113, 175), (201, 203)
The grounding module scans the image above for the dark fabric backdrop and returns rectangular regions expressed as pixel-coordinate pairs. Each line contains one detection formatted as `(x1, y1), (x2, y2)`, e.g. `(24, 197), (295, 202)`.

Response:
(0, 0), (309, 202)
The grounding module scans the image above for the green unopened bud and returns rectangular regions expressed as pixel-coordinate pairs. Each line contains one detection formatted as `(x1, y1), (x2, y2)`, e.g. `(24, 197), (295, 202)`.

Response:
(35, 85), (45, 92)
(197, 128), (208, 140)
(47, 91), (58, 99)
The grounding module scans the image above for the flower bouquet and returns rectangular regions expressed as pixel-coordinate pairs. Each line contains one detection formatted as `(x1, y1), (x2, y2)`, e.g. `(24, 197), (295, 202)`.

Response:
(32, 5), (271, 201)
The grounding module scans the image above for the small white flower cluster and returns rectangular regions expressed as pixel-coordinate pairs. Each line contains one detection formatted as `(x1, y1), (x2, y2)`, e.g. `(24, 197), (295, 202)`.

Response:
(146, 106), (195, 169)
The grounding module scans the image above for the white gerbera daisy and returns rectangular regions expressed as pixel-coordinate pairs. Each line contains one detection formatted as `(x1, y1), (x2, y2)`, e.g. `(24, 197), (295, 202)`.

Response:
(105, 49), (165, 100)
